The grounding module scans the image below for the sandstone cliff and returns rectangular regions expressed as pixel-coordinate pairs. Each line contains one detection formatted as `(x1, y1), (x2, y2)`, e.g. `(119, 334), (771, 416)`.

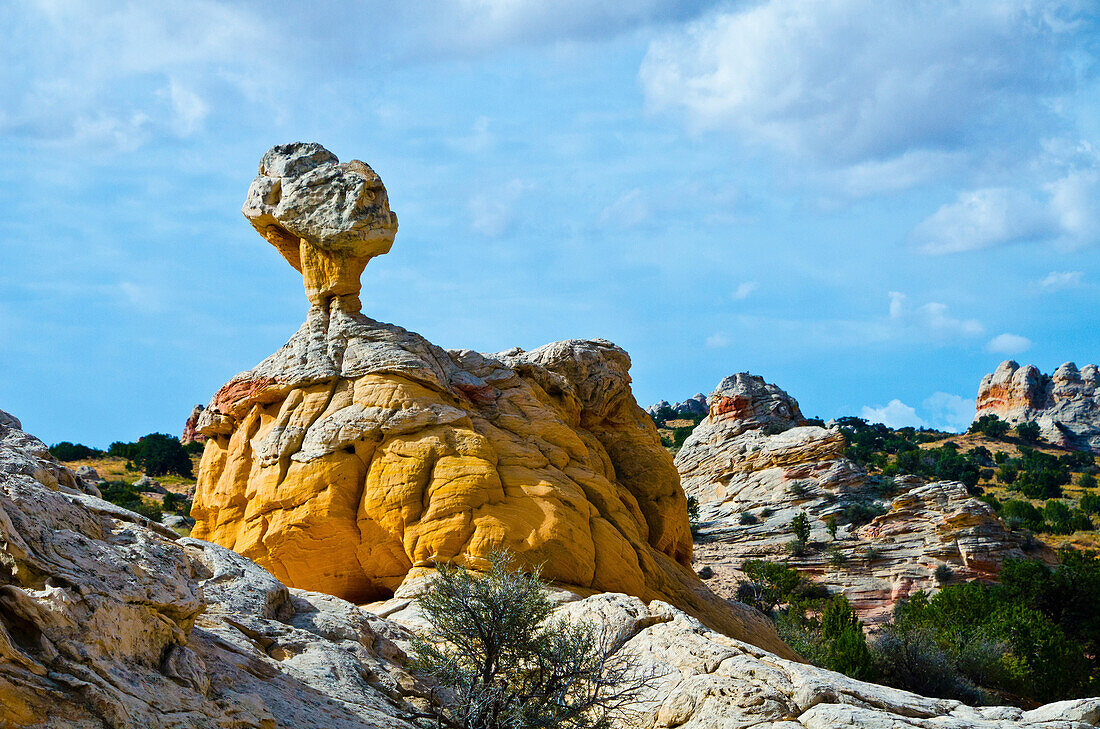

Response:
(189, 142), (786, 655)
(976, 360), (1100, 452)
(3, 408), (1095, 728)
(676, 373), (1047, 623)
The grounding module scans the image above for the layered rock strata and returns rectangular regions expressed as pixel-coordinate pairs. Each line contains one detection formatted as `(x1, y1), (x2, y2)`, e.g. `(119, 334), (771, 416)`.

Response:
(2, 409), (1095, 727)
(676, 374), (1046, 623)
(976, 360), (1100, 452)
(190, 142), (785, 655)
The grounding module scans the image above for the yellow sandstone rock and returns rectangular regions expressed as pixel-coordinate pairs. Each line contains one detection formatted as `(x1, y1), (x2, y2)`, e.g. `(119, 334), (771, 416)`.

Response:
(191, 142), (794, 659)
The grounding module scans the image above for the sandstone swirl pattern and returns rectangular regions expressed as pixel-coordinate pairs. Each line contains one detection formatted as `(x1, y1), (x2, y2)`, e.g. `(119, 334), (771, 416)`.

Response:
(189, 142), (786, 655)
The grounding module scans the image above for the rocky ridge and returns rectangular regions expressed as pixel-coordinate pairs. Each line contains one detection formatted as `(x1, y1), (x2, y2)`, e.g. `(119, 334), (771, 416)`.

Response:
(976, 360), (1100, 453)
(676, 373), (1048, 623)
(3, 408), (1097, 728)
(190, 142), (786, 655)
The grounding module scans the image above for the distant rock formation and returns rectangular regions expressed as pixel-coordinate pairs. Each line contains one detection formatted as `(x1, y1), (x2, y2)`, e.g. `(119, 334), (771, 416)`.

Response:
(976, 359), (1100, 452)
(181, 403), (205, 444)
(676, 374), (1048, 624)
(647, 392), (708, 419)
(3, 408), (1096, 728)
(190, 142), (787, 655)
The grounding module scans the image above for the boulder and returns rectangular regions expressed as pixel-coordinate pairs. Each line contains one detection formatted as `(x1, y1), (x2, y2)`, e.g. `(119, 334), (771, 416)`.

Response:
(975, 360), (1100, 452)
(136, 474), (167, 494)
(190, 143), (788, 657)
(674, 375), (1046, 624)
(0, 410), (434, 728)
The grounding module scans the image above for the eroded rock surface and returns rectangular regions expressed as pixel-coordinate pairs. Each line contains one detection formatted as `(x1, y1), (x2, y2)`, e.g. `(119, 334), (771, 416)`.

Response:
(675, 375), (1046, 624)
(2, 413), (1096, 727)
(190, 142), (786, 656)
(0, 409), (433, 728)
(976, 360), (1100, 452)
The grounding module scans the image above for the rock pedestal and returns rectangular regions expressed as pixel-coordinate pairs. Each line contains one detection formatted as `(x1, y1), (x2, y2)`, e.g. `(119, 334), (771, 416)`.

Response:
(190, 143), (787, 655)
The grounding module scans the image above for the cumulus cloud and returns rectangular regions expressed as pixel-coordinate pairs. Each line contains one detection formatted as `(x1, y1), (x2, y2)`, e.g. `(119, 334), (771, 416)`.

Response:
(910, 188), (1055, 254)
(1036, 271), (1084, 290)
(1049, 170), (1100, 247)
(861, 399), (926, 429)
(732, 281), (758, 301)
(639, 0), (1087, 168)
(986, 333), (1032, 355)
(922, 392), (975, 432)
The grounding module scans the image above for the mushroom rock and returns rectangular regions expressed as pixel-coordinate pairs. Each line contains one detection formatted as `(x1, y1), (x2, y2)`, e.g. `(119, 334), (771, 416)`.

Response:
(975, 359), (1100, 452)
(191, 142), (791, 658)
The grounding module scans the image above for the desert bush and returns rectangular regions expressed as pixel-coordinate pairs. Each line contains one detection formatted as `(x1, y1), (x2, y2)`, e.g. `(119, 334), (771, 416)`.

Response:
(934, 564), (953, 584)
(790, 511), (811, 543)
(739, 511), (758, 525)
(1080, 473), (1098, 490)
(49, 441), (104, 461)
(969, 415), (1010, 439)
(1016, 421), (1042, 443)
(411, 552), (650, 729)
(132, 433), (193, 478)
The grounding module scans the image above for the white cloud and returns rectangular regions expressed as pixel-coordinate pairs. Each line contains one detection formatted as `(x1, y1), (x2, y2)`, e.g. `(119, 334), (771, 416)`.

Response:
(705, 333), (730, 348)
(861, 399), (926, 429)
(1036, 271), (1083, 290)
(639, 0), (1086, 168)
(922, 392), (975, 432)
(911, 188), (1054, 254)
(469, 179), (532, 237)
(165, 80), (209, 136)
(732, 281), (758, 300)
(1049, 170), (1100, 247)
(888, 292), (983, 339)
(986, 333), (1032, 355)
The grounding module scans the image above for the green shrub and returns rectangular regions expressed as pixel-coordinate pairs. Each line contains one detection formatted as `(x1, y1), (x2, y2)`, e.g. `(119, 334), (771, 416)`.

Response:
(969, 415), (1010, 439)
(934, 564), (953, 584)
(739, 511), (759, 525)
(49, 441), (104, 461)
(1080, 492), (1100, 514)
(132, 433), (193, 478)
(1016, 421), (1042, 443)
(790, 511), (811, 543)
(1080, 473), (1098, 490)
(411, 552), (649, 729)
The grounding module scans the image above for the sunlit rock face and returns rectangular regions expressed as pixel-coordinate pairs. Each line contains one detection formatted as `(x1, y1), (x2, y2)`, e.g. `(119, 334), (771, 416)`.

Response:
(190, 142), (790, 657)
(976, 359), (1100, 453)
(675, 374), (1048, 625)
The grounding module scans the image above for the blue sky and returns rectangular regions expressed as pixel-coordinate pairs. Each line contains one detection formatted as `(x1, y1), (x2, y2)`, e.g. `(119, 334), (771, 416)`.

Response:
(1, 0), (1099, 446)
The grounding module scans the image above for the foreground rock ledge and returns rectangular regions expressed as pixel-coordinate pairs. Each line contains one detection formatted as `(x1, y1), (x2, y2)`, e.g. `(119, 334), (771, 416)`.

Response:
(2, 409), (1098, 727)
(190, 142), (786, 654)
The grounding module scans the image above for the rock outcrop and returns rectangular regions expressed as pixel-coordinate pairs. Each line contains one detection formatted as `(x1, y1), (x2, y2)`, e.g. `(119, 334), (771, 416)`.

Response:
(190, 142), (786, 655)
(647, 393), (708, 419)
(4, 409), (1096, 728)
(0, 408), (435, 728)
(976, 360), (1100, 452)
(676, 374), (1046, 624)
(181, 404), (205, 444)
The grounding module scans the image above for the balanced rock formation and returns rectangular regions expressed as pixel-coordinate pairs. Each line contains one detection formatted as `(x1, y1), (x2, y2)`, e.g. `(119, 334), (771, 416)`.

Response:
(676, 374), (1046, 623)
(976, 360), (1100, 452)
(190, 143), (785, 655)
(4, 409), (1095, 728)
